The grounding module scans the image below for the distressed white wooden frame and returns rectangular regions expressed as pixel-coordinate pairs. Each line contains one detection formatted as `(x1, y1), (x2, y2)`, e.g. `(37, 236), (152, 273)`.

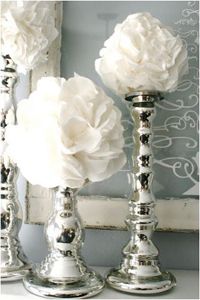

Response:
(25, 2), (199, 232)
(26, 186), (199, 232)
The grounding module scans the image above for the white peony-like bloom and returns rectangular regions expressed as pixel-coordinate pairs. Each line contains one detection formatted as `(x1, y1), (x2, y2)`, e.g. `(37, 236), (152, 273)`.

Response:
(1, 1), (58, 73)
(6, 75), (126, 188)
(95, 12), (188, 95)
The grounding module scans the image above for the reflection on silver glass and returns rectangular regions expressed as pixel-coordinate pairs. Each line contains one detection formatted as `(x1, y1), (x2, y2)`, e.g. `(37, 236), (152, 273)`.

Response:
(107, 92), (176, 294)
(23, 187), (104, 298)
(0, 55), (30, 281)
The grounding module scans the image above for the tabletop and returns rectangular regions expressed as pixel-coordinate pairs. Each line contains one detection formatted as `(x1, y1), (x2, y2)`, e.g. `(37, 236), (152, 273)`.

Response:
(1, 267), (199, 299)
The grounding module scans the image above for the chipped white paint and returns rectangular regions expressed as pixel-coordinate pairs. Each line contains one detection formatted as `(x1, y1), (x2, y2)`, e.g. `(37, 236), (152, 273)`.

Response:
(25, 185), (199, 231)
(29, 2), (62, 91)
(26, 2), (199, 232)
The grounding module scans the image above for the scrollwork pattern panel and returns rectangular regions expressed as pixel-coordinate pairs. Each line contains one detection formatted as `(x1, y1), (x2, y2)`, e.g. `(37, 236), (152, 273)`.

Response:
(153, 1), (199, 197)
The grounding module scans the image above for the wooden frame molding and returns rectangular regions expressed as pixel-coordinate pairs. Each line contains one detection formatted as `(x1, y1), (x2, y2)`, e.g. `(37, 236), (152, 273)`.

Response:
(25, 186), (198, 232)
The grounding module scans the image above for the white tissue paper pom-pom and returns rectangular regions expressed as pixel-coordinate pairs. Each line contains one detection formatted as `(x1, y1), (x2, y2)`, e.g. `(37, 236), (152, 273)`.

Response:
(1, 1), (58, 73)
(95, 12), (188, 95)
(6, 74), (126, 188)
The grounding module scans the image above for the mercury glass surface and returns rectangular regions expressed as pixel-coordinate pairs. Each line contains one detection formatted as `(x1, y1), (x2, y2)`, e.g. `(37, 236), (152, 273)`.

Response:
(23, 187), (105, 298)
(0, 55), (30, 281)
(106, 92), (176, 294)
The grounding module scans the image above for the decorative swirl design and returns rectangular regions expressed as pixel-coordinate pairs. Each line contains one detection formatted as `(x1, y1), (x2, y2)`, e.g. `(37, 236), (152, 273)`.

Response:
(177, 78), (198, 92)
(153, 136), (197, 149)
(175, 1), (198, 26)
(155, 94), (198, 111)
(175, 18), (197, 26)
(188, 1), (197, 8)
(154, 110), (199, 132)
(182, 8), (199, 17)
(187, 43), (198, 54)
(156, 1), (198, 195)
(154, 157), (198, 185)
(175, 29), (199, 39)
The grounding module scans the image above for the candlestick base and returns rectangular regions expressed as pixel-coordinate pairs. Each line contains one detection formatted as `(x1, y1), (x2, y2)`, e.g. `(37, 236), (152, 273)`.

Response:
(1, 236), (30, 282)
(24, 268), (104, 298)
(107, 268), (176, 294)
(1, 266), (30, 282)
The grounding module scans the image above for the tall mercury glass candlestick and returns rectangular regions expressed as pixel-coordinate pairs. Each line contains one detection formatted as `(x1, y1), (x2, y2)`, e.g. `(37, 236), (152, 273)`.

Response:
(1, 0), (58, 281)
(95, 11), (188, 295)
(107, 91), (176, 293)
(0, 55), (30, 281)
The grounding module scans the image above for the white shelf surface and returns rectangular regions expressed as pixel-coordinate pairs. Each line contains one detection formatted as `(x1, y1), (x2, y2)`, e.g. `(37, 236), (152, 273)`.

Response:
(1, 267), (199, 299)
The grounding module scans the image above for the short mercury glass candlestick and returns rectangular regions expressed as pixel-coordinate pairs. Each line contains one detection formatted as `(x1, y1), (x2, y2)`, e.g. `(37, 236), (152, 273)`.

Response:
(106, 91), (176, 294)
(0, 55), (30, 281)
(23, 186), (105, 298)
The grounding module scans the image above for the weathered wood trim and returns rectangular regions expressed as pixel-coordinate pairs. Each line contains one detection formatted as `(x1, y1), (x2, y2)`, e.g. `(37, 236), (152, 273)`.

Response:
(25, 187), (199, 232)
(29, 1), (62, 91)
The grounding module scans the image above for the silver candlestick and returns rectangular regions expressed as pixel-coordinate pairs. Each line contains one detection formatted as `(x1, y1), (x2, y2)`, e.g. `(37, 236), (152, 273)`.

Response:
(23, 186), (105, 298)
(0, 55), (30, 281)
(107, 91), (176, 294)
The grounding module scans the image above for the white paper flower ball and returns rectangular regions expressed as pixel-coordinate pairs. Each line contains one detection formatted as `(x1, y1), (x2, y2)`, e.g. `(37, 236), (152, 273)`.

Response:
(6, 74), (126, 188)
(95, 12), (188, 95)
(1, 1), (58, 73)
